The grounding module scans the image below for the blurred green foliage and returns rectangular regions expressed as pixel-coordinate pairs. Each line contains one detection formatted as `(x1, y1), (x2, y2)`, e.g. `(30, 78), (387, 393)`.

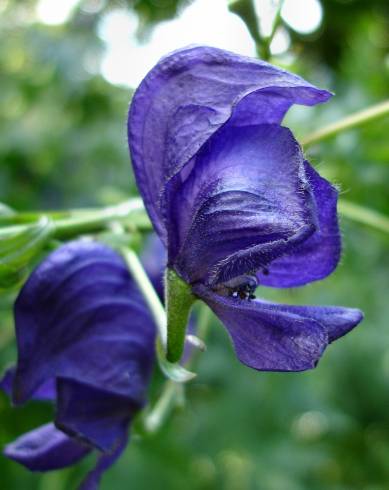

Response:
(0, 0), (389, 489)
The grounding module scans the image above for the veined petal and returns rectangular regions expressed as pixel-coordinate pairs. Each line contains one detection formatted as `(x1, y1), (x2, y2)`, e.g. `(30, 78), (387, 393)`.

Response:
(258, 161), (341, 287)
(194, 286), (362, 372)
(171, 124), (317, 285)
(4, 423), (90, 471)
(141, 234), (166, 299)
(270, 303), (363, 342)
(1, 366), (55, 401)
(128, 45), (331, 241)
(12, 240), (155, 408)
(56, 378), (136, 452)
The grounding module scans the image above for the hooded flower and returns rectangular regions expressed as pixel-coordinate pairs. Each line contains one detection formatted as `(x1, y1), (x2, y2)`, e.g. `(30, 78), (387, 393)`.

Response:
(127, 45), (363, 370)
(1, 239), (156, 489)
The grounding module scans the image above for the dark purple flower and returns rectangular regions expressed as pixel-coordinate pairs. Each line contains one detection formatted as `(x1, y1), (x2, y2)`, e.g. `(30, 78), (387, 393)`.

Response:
(127, 45), (363, 370)
(1, 239), (156, 489)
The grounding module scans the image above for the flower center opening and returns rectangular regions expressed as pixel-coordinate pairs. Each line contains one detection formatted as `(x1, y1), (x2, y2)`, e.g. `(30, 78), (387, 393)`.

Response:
(213, 274), (259, 301)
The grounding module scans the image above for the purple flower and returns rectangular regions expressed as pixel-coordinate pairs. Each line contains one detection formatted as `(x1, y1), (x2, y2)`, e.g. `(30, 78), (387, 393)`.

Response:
(1, 239), (156, 489)
(127, 46), (363, 371)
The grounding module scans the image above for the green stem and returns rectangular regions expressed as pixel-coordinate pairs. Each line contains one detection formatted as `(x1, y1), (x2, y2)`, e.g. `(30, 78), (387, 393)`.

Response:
(143, 380), (181, 433)
(121, 248), (196, 383)
(0, 199), (151, 240)
(121, 247), (167, 346)
(144, 304), (213, 433)
(165, 268), (196, 363)
(338, 200), (389, 234)
(302, 99), (389, 147)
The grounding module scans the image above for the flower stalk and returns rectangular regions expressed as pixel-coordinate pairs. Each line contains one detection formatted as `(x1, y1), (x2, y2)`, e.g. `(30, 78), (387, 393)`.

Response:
(144, 304), (213, 433)
(121, 248), (196, 383)
(338, 200), (389, 235)
(0, 198), (151, 240)
(165, 268), (196, 363)
(302, 99), (389, 147)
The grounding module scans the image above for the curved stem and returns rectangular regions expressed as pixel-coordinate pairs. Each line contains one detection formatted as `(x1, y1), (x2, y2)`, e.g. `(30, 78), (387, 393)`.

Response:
(0, 199), (151, 240)
(121, 247), (167, 346)
(338, 200), (389, 234)
(144, 304), (213, 433)
(143, 380), (181, 433)
(121, 248), (196, 383)
(302, 99), (389, 147)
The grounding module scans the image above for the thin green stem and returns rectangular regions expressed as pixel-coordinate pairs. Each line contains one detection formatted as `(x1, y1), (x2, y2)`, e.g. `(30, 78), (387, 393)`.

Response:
(302, 99), (389, 147)
(0, 199), (151, 240)
(338, 200), (389, 234)
(143, 380), (181, 433)
(121, 247), (167, 346)
(121, 248), (196, 383)
(144, 303), (213, 433)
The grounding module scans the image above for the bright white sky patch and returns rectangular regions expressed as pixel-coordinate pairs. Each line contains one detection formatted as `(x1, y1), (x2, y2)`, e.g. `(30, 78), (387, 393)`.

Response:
(270, 27), (290, 55)
(98, 0), (256, 88)
(254, 0), (278, 37)
(36, 0), (80, 25)
(281, 0), (323, 35)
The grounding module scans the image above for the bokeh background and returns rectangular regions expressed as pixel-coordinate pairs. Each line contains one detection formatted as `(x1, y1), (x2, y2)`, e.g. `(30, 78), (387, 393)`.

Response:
(1, 0), (389, 489)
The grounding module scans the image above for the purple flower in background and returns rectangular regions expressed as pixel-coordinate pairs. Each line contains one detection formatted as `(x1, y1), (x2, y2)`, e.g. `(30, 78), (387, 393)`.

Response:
(1, 240), (156, 489)
(128, 45), (363, 371)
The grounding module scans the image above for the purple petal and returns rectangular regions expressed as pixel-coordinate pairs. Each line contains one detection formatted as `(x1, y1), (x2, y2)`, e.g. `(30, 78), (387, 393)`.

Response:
(170, 124), (317, 284)
(128, 45), (331, 241)
(12, 239), (155, 418)
(4, 423), (90, 471)
(56, 378), (135, 452)
(258, 161), (341, 287)
(1, 367), (55, 401)
(195, 286), (362, 372)
(78, 435), (127, 490)
(270, 303), (364, 342)
(141, 234), (166, 299)
(1, 367), (17, 397)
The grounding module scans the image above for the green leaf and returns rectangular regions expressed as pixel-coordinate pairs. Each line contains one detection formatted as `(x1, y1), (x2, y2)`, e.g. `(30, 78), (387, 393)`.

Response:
(0, 217), (53, 290)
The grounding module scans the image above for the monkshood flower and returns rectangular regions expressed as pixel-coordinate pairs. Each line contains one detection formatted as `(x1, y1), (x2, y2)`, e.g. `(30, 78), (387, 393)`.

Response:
(1, 239), (156, 490)
(127, 45), (363, 369)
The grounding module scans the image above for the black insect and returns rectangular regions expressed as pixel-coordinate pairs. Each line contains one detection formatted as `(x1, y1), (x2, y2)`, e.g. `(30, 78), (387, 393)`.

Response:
(213, 274), (258, 300)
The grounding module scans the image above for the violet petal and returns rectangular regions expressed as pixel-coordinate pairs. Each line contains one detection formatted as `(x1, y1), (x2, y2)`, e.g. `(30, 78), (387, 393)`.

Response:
(258, 161), (341, 287)
(78, 435), (127, 490)
(1, 366), (55, 401)
(171, 124), (317, 284)
(195, 286), (362, 372)
(4, 423), (90, 471)
(55, 378), (137, 452)
(128, 45), (331, 242)
(13, 239), (155, 407)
